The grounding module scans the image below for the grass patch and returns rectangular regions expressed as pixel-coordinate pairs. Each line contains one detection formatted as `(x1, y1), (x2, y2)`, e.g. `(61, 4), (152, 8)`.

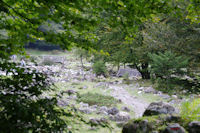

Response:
(78, 93), (118, 107)
(181, 98), (200, 122)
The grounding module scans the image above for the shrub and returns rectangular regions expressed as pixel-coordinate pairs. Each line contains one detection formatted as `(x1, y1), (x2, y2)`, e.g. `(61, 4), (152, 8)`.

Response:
(0, 61), (66, 132)
(149, 51), (189, 90)
(78, 93), (118, 107)
(181, 98), (200, 121)
(92, 60), (107, 77)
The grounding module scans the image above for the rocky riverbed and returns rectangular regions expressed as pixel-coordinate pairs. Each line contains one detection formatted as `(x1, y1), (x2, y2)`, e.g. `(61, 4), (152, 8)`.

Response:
(9, 50), (191, 133)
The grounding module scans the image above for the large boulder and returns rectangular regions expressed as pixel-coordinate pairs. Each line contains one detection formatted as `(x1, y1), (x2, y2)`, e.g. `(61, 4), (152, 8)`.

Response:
(163, 123), (186, 133)
(116, 68), (142, 78)
(143, 102), (175, 116)
(188, 121), (200, 133)
(122, 119), (151, 133)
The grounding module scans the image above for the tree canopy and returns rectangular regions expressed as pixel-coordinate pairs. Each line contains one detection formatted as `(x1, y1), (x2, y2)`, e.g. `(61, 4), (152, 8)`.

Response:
(2, 0), (199, 55)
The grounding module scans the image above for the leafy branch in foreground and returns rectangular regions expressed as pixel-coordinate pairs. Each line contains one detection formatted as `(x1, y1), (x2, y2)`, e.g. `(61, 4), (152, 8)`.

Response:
(0, 61), (66, 133)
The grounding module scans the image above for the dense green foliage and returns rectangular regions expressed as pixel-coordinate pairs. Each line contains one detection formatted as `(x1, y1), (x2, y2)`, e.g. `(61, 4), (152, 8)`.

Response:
(0, 62), (66, 133)
(149, 51), (189, 91)
(86, 1), (200, 92)
(75, 48), (90, 68)
(92, 60), (107, 77)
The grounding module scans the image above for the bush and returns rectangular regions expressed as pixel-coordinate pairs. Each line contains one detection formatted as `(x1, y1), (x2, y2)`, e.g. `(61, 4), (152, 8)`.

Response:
(181, 98), (200, 121)
(149, 51), (189, 90)
(0, 61), (66, 132)
(92, 60), (107, 77)
(78, 93), (118, 107)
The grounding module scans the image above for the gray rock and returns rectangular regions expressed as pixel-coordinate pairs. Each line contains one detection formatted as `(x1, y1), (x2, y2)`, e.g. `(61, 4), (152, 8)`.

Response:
(99, 106), (108, 112)
(122, 120), (149, 133)
(143, 102), (175, 116)
(159, 94), (171, 99)
(121, 106), (131, 112)
(67, 95), (77, 100)
(96, 110), (108, 115)
(79, 107), (92, 114)
(107, 107), (119, 115)
(80, 102), (89, 108)
(138, 87), (144, 91)
(57, 99), (69, 107)
(118, 99), (122, 103)
(91, 105), (98, 109)
(188, 121), (200, 133)
(110, 112), (130, 122)
(117, 68), (142, 78)
(172, 95), (178, 99)
(163, 123), (185, 133)
(135, 83), (140, 88)
(95, 82), (109, 88)
(89, 127), (97, 130)
(144, 87), (157, 94)
(97, 106), (108, 115)
(99, 117), (108, 124)
(82, 85), (88, 89)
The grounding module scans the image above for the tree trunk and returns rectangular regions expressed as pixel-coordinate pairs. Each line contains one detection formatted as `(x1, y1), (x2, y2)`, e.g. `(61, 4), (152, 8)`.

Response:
(80, 55), (84, 68)
(135, 63), (150, 79)
(141, 63), (150, 79)
(117, 63), (120, 71)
